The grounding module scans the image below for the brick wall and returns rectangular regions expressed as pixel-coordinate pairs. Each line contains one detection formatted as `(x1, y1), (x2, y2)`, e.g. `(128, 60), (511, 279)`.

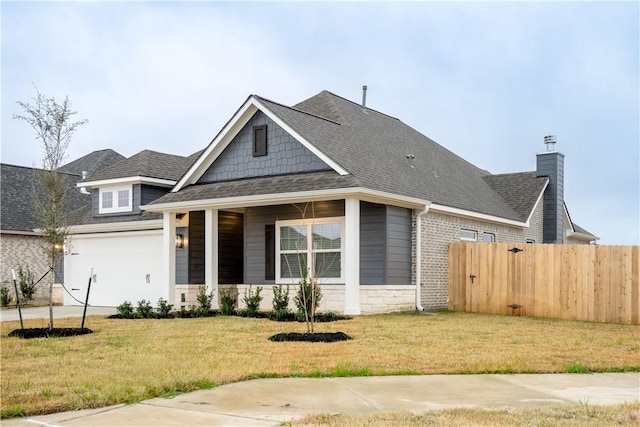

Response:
(0, 233), (62, 304)
(420, 210), (540, 310)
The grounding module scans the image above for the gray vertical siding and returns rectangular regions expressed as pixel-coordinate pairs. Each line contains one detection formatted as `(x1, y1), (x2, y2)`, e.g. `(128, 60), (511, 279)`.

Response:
(197, 111), (330, 184)
(360, 202), (386, 285)
(188, 211), (205, 284)
(386, 206), (411, 285)
(175, 226), (188, 284)
(244, 201), (345, 283)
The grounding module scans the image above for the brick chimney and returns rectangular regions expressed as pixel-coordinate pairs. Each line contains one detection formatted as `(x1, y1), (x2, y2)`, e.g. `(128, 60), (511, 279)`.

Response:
(536, 136), (564, 243)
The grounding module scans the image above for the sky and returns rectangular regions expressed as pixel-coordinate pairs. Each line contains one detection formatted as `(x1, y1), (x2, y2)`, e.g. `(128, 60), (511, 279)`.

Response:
(1, 1), (638, 245)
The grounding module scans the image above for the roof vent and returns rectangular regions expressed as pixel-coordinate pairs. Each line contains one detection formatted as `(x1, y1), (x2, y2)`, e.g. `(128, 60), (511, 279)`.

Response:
(361, 85), (368, 111)
(544, 135), (557, 151)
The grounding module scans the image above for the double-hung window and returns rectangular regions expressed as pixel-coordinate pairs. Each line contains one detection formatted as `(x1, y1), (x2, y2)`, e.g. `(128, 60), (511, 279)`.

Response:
(276, 217), (344, 283)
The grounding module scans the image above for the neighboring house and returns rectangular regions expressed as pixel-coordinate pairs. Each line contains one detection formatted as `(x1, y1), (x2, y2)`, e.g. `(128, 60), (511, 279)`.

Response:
(0, 149), (124, 304)
(66, 90), (597, 313)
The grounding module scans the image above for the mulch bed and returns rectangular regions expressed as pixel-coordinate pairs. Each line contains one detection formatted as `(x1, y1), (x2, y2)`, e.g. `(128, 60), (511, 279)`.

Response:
(8, 328), (93, 339)
(268, 332), (352, 343)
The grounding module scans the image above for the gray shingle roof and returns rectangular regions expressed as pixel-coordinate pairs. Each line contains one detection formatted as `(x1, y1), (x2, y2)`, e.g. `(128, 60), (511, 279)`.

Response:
(150, 171), (360, 205)
(83, 150), (194, 182)
(256, 91), (523, 221)
(67, 204), (162, 226)
(59, 149), (125, 178)
(482, 172), (548, 222)
(1, 164), (90, 233)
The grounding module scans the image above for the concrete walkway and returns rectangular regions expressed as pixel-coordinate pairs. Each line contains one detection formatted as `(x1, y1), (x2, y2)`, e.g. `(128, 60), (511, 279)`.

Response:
(2, 373), (639, 426)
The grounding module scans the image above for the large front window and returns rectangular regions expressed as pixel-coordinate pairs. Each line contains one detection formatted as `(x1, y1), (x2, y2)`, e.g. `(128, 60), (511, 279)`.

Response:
(276, 217), (344, 283)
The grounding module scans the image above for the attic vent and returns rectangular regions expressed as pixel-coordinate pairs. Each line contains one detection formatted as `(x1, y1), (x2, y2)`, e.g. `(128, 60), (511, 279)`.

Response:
(253, 125), (267, 157)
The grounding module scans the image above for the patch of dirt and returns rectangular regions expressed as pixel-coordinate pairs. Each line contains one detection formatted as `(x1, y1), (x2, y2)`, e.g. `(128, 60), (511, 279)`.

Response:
(8, 328), (93, 339)
(268, 332), (352, 343)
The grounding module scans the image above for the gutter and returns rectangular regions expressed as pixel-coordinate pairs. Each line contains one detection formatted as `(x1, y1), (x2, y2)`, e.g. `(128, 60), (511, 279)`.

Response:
(415, 203), (431, 311)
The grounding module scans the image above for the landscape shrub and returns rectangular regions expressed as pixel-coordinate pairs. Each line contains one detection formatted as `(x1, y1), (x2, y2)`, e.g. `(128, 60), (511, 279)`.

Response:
(219, 288), (237, 315)
(116, 301), (134, 318)
(268, 284), (290, 321)
(156, 297), (174, 318)
(195, 286), (214, 317)
(241, 285), (263, 317)
(135, 299), (155, 319)
(1, 287), (10, 306)
(17, 264), (36, 304)
(294, 276), (322, 323)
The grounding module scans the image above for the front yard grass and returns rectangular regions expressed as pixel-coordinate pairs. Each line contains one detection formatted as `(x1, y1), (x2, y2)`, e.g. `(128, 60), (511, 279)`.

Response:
(1, 311), (639, 417)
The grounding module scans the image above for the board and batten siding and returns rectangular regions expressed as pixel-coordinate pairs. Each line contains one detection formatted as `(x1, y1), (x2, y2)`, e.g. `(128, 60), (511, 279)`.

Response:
(386, 206), (412, 285)
(175, 226), (188, 284)
(243, 201), (411, 286)
(360, 202), (386, 285)
(244, 201), (345, 283)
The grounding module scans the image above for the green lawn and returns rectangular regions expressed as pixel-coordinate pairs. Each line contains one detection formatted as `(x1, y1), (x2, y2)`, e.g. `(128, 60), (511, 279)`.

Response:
(1, 311), (638, 417)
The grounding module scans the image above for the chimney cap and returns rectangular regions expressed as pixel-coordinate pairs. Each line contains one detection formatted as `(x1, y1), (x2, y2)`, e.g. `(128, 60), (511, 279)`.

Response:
(544, 135), (557, 151)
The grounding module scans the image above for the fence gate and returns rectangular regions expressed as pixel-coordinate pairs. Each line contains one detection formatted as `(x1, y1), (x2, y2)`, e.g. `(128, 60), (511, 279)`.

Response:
(448, 242), (639, 325)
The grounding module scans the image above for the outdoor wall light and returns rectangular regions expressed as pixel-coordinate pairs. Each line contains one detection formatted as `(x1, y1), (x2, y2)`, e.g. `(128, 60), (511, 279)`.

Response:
(175, 233), (185, 249)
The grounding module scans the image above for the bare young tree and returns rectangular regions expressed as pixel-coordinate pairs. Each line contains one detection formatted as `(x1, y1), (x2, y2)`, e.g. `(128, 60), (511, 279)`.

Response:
(14, 86), (88, 329)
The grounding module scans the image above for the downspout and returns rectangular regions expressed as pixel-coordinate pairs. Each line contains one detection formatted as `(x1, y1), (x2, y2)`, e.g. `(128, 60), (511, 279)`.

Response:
(415, 204), (430, 311)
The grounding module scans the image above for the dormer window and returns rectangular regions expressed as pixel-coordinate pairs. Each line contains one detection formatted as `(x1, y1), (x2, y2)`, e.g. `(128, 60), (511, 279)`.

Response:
(99, 185), (132, 214)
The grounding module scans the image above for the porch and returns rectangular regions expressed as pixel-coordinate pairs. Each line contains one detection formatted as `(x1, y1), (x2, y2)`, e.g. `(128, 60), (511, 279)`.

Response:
(162, 198), (417, 315)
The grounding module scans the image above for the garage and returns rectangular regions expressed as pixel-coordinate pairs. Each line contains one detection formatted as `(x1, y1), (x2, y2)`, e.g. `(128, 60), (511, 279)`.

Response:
(64, 230), (165, 307)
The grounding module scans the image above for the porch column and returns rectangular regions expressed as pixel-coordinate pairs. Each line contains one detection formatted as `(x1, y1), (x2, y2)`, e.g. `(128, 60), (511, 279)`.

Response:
(344, 197), (361, 315)
(205, 209), (219, 309)
(162, 212), (177, 304)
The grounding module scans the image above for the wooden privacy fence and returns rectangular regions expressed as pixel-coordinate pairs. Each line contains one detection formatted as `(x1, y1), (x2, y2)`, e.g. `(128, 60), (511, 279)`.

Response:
(448, 242), (639, 324)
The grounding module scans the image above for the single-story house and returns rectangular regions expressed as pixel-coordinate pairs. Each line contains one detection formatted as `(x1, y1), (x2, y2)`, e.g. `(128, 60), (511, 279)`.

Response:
(66, 89), (597, 313)
(0, 149), (124, 303)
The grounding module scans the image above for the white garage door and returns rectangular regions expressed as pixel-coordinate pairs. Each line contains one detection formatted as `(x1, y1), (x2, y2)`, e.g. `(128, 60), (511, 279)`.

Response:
(64, 230), (165, 307)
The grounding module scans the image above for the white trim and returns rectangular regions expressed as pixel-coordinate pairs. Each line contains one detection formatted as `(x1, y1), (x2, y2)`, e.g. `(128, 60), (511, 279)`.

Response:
(0, 229), (41, 236)
(343, 198), (360, 315)
(524, 178), (549, 225)
(163, 213), (177, 304)
(79, 176), (176, 189)
(142, 187), (427, 213)
(68, 220), (163, 234)
(430, 203), (527, 228)
(99, 185), (133, 214)
(173, 95), (349, 192)
(415, 204), (431, 311)
(205, 209), (219, 309)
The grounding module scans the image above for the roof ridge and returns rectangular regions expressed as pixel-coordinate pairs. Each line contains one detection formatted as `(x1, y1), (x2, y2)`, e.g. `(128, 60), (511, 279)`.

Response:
(255, 94), (343, 125)
(320, 90), (401, 121)
(1, 163), (87, 177)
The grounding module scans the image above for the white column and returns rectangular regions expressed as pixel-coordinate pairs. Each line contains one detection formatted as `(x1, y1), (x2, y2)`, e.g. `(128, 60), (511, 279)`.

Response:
(205, 209), (219, 309)
(344, 198), (361, 315)
(163, 212), (177, 304)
